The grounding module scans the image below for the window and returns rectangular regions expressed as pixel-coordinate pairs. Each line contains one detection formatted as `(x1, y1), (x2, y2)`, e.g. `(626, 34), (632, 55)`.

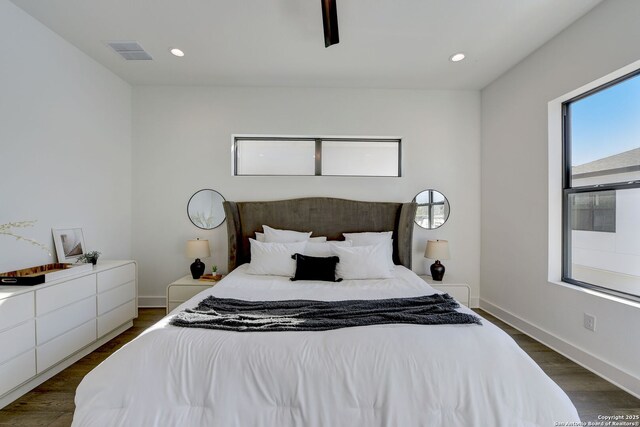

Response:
(233, 136), (401, 177)
(569, 191), (615, 233)
(562, 70), (640, 300)
(235, 139), (316, 176)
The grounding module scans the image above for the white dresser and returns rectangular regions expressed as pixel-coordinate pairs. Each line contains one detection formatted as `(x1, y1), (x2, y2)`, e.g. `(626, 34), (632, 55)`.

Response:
(418, 275), (471, 307)
(0, 260), (137, 409)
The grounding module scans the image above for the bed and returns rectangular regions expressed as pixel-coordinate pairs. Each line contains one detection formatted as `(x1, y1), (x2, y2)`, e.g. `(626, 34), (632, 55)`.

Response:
(72, 197), (580, 426)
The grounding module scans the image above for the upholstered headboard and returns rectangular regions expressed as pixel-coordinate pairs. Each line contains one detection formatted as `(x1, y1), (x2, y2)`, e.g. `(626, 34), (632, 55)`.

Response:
(223, 197), (417, 272)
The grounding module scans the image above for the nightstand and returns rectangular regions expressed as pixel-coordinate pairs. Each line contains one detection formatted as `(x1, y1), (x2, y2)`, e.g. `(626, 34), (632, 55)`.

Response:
(418, 275), (470, 307)
(166, 275), (223, 314)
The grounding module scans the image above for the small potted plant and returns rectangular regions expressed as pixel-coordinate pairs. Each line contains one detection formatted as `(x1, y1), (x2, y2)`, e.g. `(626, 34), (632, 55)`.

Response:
(212, 265), (222, 281)
(78, 251), (101, 265)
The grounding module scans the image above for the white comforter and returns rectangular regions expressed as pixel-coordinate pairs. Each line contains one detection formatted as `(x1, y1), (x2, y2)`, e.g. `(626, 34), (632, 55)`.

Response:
(73, 265), (579, 427)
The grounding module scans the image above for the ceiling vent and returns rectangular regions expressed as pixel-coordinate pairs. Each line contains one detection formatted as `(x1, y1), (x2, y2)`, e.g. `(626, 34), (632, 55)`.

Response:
(107, 41), (152, 60)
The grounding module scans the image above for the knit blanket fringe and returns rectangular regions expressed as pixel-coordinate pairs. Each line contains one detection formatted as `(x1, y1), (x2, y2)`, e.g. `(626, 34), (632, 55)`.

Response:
(170, 293), (482, 332)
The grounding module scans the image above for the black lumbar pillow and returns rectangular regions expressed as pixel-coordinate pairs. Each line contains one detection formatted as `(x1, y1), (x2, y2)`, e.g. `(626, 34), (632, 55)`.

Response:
(290, 253), (342, 282)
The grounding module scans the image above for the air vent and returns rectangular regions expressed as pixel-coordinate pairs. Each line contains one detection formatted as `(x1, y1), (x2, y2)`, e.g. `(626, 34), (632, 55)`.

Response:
(107, 41), (152, 60)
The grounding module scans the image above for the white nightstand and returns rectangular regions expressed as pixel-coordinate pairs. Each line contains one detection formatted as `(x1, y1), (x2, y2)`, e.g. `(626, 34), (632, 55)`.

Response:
(166, 275), (223, 314)
(418, 275), (470, 307)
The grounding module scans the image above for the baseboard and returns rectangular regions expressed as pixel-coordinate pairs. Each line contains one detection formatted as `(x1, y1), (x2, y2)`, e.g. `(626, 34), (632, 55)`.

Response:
(480, 298), (640, 399)
(138, 296), (166, 308)
(0, 321), (133, 410)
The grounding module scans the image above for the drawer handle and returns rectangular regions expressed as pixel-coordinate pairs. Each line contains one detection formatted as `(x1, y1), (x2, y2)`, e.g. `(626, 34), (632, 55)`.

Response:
(1, 278), (18, 284)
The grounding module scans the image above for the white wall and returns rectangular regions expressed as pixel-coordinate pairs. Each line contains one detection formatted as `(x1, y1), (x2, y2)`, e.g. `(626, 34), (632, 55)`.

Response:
(132, 87), (480, 306)
(0, 0), (132, 272)
(481, 0), (640, 396)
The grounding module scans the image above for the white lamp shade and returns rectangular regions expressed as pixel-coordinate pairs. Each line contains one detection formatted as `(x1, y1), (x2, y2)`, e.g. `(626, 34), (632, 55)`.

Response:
(424, 240), (450, 260)
(186, 239), (211, 259)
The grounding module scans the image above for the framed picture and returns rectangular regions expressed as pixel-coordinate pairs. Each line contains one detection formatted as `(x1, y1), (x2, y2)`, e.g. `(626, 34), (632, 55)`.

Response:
(52, 227), (86, 263)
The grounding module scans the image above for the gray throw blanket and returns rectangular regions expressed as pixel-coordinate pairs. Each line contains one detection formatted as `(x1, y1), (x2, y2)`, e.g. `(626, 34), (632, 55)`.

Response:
(170, 293), (481, 332)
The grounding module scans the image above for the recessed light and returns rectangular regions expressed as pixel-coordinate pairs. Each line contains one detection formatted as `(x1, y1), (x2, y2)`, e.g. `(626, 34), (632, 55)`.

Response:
(170, 48), (185, 57)
(450, 53), (465, 62)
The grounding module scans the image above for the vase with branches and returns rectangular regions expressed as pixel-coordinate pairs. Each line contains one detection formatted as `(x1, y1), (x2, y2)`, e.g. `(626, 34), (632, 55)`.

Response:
(0, 221), (51, 256)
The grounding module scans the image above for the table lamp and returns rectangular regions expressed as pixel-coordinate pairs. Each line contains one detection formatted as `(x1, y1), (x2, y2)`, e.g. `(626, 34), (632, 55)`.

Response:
(424, 240), (450, 281)
(186, 238), (211, 279)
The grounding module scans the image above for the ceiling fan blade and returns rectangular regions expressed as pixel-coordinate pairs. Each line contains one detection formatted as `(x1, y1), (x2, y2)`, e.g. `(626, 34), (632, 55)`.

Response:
(321, 0), (339, 48)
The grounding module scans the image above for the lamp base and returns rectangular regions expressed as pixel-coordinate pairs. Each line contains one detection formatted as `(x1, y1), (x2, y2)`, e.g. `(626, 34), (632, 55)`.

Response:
(190, 258), (205, 279)
(430, 260), (445, 281)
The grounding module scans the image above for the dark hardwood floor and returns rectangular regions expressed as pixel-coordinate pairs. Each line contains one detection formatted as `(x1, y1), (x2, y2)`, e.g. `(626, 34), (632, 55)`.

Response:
(478, 311), (640, 422)
(0, 308), (637, 426)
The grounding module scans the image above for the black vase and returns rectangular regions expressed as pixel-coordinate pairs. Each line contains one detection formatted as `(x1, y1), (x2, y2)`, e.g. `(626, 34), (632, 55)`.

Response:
(430, 260), (445, 281)
(190, 258), (205, 279)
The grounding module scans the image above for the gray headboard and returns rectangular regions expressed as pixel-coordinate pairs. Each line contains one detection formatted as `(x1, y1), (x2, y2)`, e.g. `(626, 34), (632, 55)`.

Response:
(223, 197), (417, 272)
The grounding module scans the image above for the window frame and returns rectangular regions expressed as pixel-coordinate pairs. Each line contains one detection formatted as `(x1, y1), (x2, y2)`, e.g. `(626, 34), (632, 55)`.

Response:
(232, 135), (402, 177)
(561, 69), (640, 301)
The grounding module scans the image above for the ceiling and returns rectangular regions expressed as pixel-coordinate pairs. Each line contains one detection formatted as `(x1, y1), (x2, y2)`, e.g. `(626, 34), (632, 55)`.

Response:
(10, 0), (602, 89)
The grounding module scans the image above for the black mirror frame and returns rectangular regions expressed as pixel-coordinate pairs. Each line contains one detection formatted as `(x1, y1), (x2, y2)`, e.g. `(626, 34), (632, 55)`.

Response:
(412, 189), (450, 230)
(187, 189), (226, 230)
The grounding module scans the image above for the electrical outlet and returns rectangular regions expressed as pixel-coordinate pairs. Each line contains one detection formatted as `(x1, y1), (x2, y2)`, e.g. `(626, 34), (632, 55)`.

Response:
(583, 313), (596, 332)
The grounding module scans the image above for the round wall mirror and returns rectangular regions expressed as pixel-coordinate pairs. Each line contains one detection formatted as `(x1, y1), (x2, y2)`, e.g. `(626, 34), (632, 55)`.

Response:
(187, 189), (226, 230)
(413, 189), (450, 229)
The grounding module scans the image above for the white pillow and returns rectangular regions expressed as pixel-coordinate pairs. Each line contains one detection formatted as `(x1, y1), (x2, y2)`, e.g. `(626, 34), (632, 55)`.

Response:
(262, 225), (313, 243)
(303, 240), (351, 257)
(343, 231), (394, 270)
(256, 232), (326, 243)
(246, 239), (307, 276)
(333, 243), (394, 280)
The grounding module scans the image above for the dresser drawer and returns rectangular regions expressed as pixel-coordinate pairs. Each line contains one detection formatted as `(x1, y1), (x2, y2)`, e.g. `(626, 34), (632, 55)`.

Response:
(36, 275), (96, 316)
(0, 320), (35, 365)
(98, 281), (135, 316)
(37, 319), (96, 373)
(0, 349), (36, 396)
(97, 299), (135, 338)
(0, 293), (34, 332)
(37, 296), (96, 345)
(168, 284), (210, 303)
(97, 263), (135, 293)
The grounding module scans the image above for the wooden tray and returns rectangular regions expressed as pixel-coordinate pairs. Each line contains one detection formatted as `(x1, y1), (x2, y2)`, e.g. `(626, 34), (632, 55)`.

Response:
(0, 263), (93, 286)
(199, 274), (223, 282)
